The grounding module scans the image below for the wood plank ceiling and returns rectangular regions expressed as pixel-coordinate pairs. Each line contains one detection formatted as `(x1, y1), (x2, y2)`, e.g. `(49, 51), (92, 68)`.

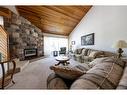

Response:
(16, 6), (92, 36)
(0, 7), (11, 18)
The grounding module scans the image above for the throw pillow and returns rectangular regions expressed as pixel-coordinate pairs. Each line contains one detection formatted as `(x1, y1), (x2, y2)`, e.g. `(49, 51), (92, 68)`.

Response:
(81, 48), (87, 56)
(88, 51), (98, 58)
(89, 57), (108, 67)
(50, 66), (85, 80)
(77, 48), (82, 54)
(81, 56), (94, 63)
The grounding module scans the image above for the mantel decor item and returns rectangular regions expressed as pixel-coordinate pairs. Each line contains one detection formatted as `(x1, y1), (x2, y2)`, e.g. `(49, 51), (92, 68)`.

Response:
(81, 33), (94, 45)
(112, 40), (127, 58)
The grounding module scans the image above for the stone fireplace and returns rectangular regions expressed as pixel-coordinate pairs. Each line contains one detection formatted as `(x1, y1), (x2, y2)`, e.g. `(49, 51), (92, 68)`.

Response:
(4, 12), (44, 60)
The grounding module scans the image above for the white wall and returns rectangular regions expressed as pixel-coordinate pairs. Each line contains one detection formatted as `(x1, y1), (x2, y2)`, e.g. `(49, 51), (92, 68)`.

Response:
(69, 6), (127, 56)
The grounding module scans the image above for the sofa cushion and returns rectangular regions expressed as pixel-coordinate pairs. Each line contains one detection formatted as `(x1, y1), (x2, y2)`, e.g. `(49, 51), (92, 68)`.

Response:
(71, 58), (125, 89)
(81, 48), (88, 56)
(117, 64), (127, 89)
(81, 56), (94, 63)
(76, 48), (83, 54)
(86, 49), (95, 56)
(74, 64), (91, 71)
(103, 51), (117, 57)
(74, 54), (81, 57)
(74, 54), (82, 62)
(88, 51), (98, 58)
(50, 65), (85, 80)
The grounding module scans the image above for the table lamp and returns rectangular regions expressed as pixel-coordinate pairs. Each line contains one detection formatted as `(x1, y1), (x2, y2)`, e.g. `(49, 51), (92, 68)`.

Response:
(112, 40), (127, 58)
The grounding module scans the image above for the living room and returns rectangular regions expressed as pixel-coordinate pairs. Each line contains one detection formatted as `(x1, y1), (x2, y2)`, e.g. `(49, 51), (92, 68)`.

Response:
(0, 1), (127, 94)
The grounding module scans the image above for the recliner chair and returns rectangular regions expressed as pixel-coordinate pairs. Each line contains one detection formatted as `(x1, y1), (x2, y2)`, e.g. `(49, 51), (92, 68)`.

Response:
(59, 47), (66, 55)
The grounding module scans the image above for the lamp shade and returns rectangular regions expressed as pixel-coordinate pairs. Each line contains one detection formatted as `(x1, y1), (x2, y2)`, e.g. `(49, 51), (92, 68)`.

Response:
(112, 40), (127, 48)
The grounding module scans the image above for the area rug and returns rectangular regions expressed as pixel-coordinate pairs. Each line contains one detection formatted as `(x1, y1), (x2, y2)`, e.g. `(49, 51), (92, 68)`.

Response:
(7, 57), (81, 89)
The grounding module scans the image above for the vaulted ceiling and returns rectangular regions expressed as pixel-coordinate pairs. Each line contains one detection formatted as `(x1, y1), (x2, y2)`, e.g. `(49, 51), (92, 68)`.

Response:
(16, 6), (92, 36)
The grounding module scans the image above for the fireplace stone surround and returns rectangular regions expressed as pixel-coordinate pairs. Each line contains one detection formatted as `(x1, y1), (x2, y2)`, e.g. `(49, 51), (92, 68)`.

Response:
(4, 12), (44, 60)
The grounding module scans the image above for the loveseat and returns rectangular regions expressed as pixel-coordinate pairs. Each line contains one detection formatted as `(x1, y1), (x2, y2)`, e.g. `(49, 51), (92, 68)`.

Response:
(47, 57), (127, 89)
(73, 48), (116, 63)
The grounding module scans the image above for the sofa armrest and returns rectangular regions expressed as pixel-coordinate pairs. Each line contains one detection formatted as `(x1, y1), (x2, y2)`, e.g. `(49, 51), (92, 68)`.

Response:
(47, 73), (68, 89)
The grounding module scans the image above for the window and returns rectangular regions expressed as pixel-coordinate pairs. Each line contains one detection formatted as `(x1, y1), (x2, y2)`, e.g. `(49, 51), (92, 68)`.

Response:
(0, 25), (8, 61)
(44, 36), (68, 56)
(0, 25), (8, 78)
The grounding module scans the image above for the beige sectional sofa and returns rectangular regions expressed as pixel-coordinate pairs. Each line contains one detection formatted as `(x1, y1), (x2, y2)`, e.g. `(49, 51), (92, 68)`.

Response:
(47, 57), (127, 89)
(73, 48), (116, 63)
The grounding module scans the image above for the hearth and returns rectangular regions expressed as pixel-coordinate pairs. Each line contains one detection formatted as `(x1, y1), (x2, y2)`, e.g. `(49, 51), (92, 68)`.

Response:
(24, 48), (37, 59)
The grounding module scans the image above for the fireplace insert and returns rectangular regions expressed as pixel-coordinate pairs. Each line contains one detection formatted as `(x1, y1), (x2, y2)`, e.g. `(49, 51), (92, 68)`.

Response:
(24, 48), (37, 59)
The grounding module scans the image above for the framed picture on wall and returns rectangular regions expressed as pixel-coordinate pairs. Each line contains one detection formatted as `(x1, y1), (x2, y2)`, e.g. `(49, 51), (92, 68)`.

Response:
(71, 41), (75, 45)
(81, 33), (94, 45)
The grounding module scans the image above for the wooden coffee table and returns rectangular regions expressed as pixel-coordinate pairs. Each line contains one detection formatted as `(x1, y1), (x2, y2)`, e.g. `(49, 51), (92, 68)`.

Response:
(55, 56), (70, 66)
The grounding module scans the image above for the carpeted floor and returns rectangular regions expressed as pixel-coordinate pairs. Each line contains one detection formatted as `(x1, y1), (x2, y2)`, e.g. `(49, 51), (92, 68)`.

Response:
(7, 57), (81, 89)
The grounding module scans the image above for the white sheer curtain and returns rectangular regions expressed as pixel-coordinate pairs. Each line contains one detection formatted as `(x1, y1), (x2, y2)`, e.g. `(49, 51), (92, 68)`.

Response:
(44, 36), (68, 56)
